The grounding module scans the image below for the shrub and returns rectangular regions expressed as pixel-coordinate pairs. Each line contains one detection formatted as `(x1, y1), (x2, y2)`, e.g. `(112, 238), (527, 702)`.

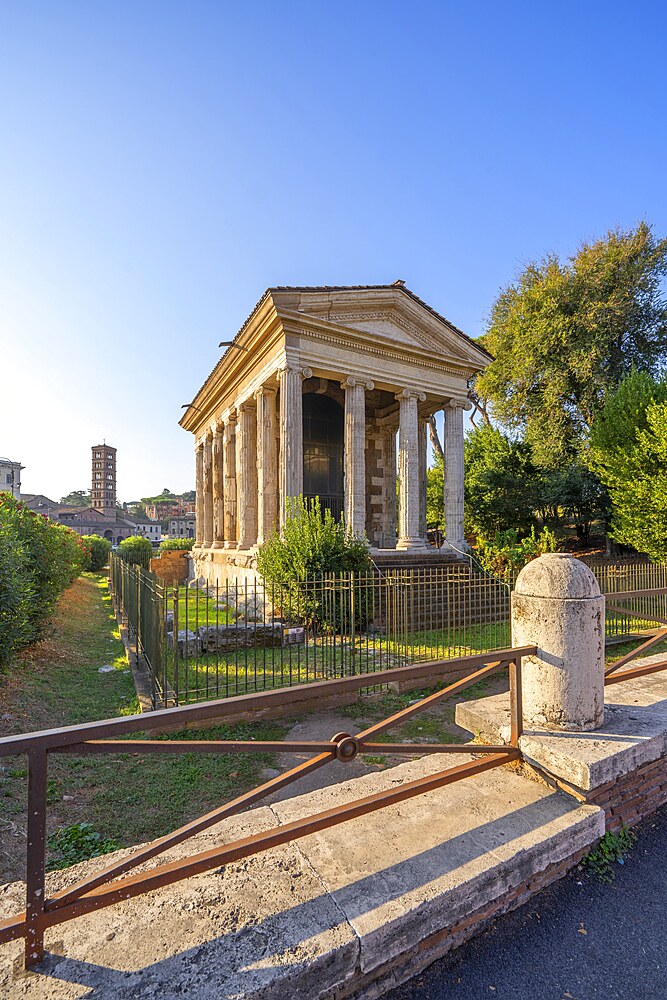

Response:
(0, 492), (89, 665)
(476, 526), (557, 582)
(257, 496), (371, 584)
(116, 535), (153, 567)
(256, 496), (371, 628)
(159, 538), (194, 553)
(86, 535), (112, 571)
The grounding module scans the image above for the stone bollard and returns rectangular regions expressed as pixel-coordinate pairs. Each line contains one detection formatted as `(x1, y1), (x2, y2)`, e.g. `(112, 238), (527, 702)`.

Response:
(511, 553), (605, 731)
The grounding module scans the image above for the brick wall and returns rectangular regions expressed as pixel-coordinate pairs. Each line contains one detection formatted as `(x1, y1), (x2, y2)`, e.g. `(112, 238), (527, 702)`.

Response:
(586, 756), (667, 832)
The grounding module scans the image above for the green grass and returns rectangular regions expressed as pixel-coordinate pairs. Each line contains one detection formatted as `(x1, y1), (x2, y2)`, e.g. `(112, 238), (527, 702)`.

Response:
(0, 573), (289, 880)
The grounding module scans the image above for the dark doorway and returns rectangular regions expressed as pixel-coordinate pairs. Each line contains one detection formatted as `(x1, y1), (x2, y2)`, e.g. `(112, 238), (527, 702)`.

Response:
(302, 393), (344, 519)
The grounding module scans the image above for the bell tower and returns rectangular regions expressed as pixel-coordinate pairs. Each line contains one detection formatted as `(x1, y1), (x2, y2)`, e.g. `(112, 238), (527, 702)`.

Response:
(91, 444), (117, 517)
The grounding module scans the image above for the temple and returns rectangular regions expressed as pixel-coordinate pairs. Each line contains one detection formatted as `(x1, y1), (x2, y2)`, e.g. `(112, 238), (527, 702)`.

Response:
(180, 282), (491, 584)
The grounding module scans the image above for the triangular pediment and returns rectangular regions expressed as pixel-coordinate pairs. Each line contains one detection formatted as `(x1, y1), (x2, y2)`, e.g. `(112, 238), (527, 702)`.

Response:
(273, 286), (490, 370)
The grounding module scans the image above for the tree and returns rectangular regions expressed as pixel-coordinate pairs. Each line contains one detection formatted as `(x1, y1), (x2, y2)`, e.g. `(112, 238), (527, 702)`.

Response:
(588, 371), (667, 558)
(540, 463), (611, 541)
(475, 223), (667, 467)
(60, 490), (92, 507)
(464, 425), (542, 540)
(426, 454), (445, 532)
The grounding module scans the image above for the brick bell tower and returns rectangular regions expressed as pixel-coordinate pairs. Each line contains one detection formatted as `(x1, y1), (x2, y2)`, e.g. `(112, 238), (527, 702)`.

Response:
(91, 443), (117, 518)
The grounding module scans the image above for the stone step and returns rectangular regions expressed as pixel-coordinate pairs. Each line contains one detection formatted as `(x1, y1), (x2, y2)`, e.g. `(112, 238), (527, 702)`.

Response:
(0, 752), (603, 999)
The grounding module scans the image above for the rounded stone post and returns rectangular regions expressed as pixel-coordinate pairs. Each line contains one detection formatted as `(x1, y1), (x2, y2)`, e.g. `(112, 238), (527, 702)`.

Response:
(511, 553), (605, 731)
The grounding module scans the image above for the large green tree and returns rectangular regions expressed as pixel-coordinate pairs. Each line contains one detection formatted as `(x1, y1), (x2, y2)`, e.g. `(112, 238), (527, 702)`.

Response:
(464, 425), (542, 540)
(588, 371), (667, 558)
(474, 223), (667, 467)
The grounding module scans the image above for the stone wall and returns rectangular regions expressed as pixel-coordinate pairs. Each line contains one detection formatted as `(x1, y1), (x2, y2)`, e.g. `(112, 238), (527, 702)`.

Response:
(149, 551), (190, 584)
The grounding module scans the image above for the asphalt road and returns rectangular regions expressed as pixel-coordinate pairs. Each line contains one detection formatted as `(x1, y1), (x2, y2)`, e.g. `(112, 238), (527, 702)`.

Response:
(387, 806), (667, 1000)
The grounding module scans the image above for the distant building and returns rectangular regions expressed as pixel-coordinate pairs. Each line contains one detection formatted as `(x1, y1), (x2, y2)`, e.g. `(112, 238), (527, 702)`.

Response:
(0, 457), (24, 499)
(91, 444), (117, 517)
(145, 498), (196, 520)
(167, 515), (195, 539)
(134, 517), (162, 544)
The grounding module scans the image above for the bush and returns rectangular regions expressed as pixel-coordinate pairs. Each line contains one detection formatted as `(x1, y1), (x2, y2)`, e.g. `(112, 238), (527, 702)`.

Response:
(86, 535), (112, 571)
(256, 496), (372, 628)
(476, 526), (557, 582)
(116, 535), (153, 567)
(159, 538), (194, 553)
(0, 492), (89, 666)
(257, 496), (371, 584)
(46, 822), (122, 871)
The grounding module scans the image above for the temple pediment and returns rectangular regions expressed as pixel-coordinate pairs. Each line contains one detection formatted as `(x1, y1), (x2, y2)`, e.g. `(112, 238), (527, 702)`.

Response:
(271, 284), (490, 370)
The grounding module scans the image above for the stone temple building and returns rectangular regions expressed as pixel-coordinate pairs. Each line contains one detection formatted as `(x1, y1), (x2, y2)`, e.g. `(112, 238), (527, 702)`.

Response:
(180, 282), (491, 584)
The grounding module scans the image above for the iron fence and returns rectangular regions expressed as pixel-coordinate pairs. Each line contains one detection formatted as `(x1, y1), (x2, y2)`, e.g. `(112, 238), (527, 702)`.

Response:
(109, 555), (667, 709)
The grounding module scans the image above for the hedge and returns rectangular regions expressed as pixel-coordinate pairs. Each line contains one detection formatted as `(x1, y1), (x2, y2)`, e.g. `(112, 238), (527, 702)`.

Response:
(0, 492), (90, 668)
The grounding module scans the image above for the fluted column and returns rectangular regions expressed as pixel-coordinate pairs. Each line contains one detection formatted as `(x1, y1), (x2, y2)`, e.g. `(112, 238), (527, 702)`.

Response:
(278, 364), (311, 525)
(212, 420), (224, 548)
(396, 388), (427, 550)
(381, 425), (397, 548)
(223, 412), (237, 547)
(202, 429), (214, 548)
(236, 400), (258, 548)
(444, 400), (470, 551)
(418, 417), (428, 542)
(256, 384), (278, 543)
(194, 441), (204, 546)
(342, 376), (374, 537)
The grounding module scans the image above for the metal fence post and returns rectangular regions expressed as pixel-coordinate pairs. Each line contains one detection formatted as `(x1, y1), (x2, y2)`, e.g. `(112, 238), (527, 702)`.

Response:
(24, 749), (48, 967)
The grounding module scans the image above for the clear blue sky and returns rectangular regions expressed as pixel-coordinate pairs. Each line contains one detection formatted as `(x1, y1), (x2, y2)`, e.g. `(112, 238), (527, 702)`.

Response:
(2, 1), (665, 502)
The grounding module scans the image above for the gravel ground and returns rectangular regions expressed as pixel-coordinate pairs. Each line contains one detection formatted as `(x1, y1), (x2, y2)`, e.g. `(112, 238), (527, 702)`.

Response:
(387, 806), (667, 1000)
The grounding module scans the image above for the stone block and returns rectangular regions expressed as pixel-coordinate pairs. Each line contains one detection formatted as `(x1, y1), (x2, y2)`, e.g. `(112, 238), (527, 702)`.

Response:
(166, 629), (202, 656)
(198, 622), (283, 652)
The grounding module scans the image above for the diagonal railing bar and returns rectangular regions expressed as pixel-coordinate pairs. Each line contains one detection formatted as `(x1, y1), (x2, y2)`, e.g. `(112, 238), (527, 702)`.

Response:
(605, 624), (667, 677)
(356, 659), (507, 742)
(46, 751), (335, 913)
(0, 645), (531, 967)
(0, 751), (519, 945)
(605, 657), (667, 686)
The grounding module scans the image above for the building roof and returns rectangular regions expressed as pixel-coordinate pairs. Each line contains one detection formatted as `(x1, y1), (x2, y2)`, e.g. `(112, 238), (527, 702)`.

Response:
(181, 282), (491, 430)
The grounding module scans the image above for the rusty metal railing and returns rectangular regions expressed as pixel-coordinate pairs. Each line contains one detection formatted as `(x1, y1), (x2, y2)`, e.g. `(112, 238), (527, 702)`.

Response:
(605, 587), (667, 681)
(0, 645), (533, 970)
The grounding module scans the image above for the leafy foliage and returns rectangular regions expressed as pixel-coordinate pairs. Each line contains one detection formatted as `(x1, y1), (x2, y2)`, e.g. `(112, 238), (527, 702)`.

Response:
(116, 535), (153, 567)
(86, 534), (112, 571)
(464, 425), (542, 540)
(476, 526), (558, 582)
(159, 538), (194, 552)
(588, 371), (667, 559)
(426, 454), (445, 531)
(475, 223), (667, 467)
(582, 827), (636, 883)
(46, 822), (122, 871)
(59, 490), (92, 507)
(257, 496), (371, 584)
(0, 492), (89, 666)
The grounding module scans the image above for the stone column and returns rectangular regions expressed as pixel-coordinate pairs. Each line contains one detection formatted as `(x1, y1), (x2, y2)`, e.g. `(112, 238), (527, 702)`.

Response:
(236, 400), (258, 548)
(444, 400), (470, 551)
(194, 441), (204, 546)
(212, 420), (224, 548)
(511, 554), (605, 731)
(396, 389), (427, 550)
(381, 426), (397, 548)
(223, 412), (237, 547)
(278, 364), (311, 526)
(256, 384), (278, 543)
(202, 430), (214, 548)
(342, 376), (374, 537)
(418, 417), (428, 543)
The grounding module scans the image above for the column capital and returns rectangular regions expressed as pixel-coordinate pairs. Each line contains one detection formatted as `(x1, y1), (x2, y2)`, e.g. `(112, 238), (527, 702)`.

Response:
(341, 376), (374, 391)
(395, 388), (426, 402)
(214, 417), (224, 433)
(276, 364), (312, 382)
(237, 397), (257, 414)
(254, 382), (278, 401)
(445, 397), (473, 411)
(205, 427), (214, 442)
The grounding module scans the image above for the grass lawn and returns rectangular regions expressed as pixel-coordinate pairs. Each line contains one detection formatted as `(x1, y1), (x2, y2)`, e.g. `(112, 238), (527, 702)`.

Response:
(0, 572), (289, 882)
